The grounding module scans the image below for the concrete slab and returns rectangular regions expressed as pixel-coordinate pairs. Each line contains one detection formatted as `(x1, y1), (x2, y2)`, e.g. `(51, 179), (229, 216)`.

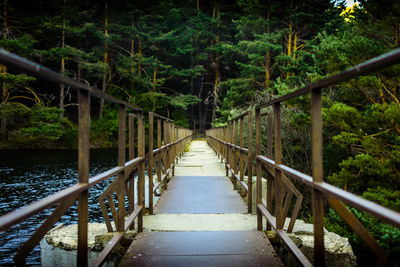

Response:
(143, 214), (257, 231)
(174, 140), (226, 176)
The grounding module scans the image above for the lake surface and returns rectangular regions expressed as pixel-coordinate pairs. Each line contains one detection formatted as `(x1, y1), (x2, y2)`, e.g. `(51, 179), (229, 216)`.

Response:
(0, 149), (119, 266)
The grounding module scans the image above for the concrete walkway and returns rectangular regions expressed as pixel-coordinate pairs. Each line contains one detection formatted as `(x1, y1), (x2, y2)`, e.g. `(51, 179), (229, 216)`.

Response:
(120, 139), (283, 266)
(144, 139), (255, 231)
(174, 139), (226, 176)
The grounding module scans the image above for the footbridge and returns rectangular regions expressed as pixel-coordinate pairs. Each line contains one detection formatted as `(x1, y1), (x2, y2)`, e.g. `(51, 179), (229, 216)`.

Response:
(0, 49), (400, 266)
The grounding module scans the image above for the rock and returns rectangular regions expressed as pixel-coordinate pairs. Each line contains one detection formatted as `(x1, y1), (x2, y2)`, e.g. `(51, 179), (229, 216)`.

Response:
(272, 218), (357, 267)
(41, 223), (137, 267)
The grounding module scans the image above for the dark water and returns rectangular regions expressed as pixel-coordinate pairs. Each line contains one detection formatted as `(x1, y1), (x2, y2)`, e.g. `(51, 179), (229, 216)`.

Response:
(0, 149), (119, 266)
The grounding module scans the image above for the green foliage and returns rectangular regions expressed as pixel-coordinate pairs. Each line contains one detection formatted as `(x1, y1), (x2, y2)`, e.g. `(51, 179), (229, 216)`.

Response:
(168, 94), (201, 110)
(362, 187), (400, 212)
(6, 105), (77, 148)
(90, 108), (119, 148)
(325, 101), (400, 193)
(0, 34), (37, 57)
(325, 206), (400, 266)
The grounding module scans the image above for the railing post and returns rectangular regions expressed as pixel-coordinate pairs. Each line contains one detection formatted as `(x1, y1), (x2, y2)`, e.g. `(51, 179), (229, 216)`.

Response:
(312, 88), (325, 266)
(266, 112), (274, 231)
(247, 111), (253, 214)
(157, 118), (162, 183)
(137, 111), (145, 232)
(172, 123), (176, 176)
(219, 128), (223, 163)
(77, 89), (90, 267)
(148, 112), (154, 215)
(239, 117), (244, 181)
(116, 104), (126, 232)
(274, 102), (284, 230)
(225, 124), (229, 176)
(157, 118), (162, 147)
(256, 108), (262, 230)
(230, 122), (234, 175)
(163, 120), (169, 190)
(129, 115), (135, 160)
(223, 126), (226, 163)
(128, 114), (136, 226)
(233, 120), (238, 189)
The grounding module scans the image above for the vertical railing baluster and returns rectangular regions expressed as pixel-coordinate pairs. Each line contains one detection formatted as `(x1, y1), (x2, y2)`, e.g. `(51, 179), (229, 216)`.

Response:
(137, 112), (145, 232)
(220, 128), (223, 162)
(233, 120), (238, 189)
(168, 122), (172, 174)
(230, 122), (234, 176)
(274, 102), (284, 230)
(247, 111), (253, 214)
(116, 104), (126, 232)
(239, 117), (244, 181)
(148, 112), (154, 214)
(172, 123), (176, 176)
(77, 89), (90, 267)
(255, 108), (262, 230)
(128, 114), (135, 228)
(312, 88), (325, 266)
(225, 124), (229, 176)
(129, 114), (135, 160)
(164, 120), (169, 190)
(157, 118), (162, 183)
(266, 112), (274, 230)
(157, 118), (162, 148)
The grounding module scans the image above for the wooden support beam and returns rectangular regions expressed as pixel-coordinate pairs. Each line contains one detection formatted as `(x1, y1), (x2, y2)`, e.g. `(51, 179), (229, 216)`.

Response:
(311, 88), (325, 266)
(274, 102), (284, 230)
(77, 89), (90, 267)
(247, 111), (253, 214)
(255, 108), (262, 230)
(148, 112), (154, 214)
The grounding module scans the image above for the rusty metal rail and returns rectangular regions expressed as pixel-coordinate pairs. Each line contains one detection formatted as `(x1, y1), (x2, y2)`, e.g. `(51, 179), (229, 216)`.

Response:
(207, 111), (254, 213)
(206, 48), (400, 266)
(147, 112), (192, 214)
(0, 50), (192, 266)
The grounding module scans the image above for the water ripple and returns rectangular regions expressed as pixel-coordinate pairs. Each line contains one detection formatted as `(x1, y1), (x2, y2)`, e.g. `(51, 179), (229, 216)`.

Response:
(0, 149), (118, 265)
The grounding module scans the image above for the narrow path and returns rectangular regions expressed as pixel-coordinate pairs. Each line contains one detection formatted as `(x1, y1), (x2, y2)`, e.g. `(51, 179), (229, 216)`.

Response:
(119, 140), (283, 266)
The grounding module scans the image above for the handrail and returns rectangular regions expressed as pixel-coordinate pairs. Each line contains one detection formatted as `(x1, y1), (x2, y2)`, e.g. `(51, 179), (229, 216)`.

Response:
(0, 49), (141, 111)
(206, 111), (254, 213)
(256, 48), (400, 108)
(146, 111), (192, 214)
(206, 48), (400, 266)
(0, 50), (192, 266)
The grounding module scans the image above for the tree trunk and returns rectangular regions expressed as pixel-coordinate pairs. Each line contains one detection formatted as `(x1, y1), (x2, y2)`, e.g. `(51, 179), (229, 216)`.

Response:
(99, 2), (108, 117)
(60, 0), (66, 117)
(131, 19), (135, 93)
(288, 22), (292, 58)
(265, 11), (271, 89)
(153, 67), (157, 111)
(211, 8), (220, 123)
(138, 40), (142, 76)
(1, 0), (8, 135)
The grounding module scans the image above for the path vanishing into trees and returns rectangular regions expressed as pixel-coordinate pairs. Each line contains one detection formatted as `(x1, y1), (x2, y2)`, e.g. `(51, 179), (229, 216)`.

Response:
(120, 140), (283, 266)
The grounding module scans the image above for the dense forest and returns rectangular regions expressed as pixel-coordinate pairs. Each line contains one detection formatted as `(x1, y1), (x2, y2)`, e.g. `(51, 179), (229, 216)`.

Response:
(0, 0), (399, 265)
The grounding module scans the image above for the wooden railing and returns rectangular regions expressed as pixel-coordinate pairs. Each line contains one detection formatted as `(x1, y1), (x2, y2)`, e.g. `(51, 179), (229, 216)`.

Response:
(0, 50), (192, 266)
(207, 48), (400, 266)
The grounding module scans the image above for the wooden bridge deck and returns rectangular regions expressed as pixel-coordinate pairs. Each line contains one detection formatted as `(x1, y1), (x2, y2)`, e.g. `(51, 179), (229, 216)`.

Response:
(119, 140), (283, 267)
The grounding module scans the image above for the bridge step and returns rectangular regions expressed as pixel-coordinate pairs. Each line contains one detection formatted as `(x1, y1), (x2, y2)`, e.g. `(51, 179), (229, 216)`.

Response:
(119, 231), (283, 267)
